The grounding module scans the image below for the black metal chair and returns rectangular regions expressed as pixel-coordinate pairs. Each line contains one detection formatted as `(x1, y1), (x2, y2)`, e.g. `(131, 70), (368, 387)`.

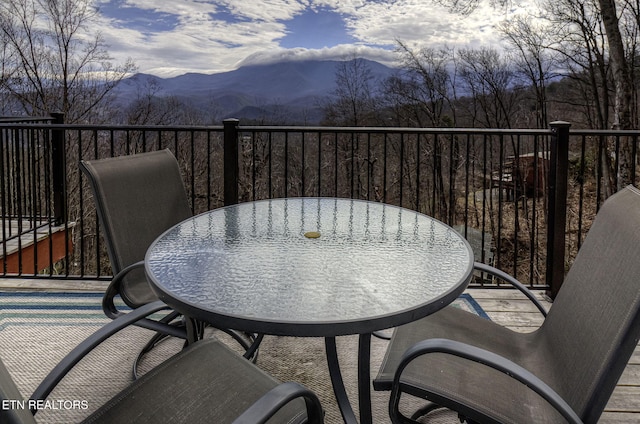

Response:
(374, 185), (640, 423)
(0, 301), (323, 424)
(80, 150), (260, 376)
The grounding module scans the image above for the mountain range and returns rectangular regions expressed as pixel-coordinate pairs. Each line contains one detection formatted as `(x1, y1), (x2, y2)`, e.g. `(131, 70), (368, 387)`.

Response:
(113, 59), (397, 124)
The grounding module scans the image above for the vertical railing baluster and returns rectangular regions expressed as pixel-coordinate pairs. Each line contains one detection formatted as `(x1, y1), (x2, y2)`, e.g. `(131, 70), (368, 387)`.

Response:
(415, 133), (421, 212)
(448, 133), (455, 226)
(530, 134), (539, 287)
(268, 131), (273, 199)
(334, 133), (339, 197)
(50, 113), (66, 226)
(577, 134), (587, 249)
(399, 133), (404, 207)
(317, 131), (322, 197)
(463, 133), (471, 239)
(481, 134), (489, 284)
(302, 132), (306, 197)
(383, 133), (388, 204)
(190, 130), (196, 208)
(431, 134), (437, 217)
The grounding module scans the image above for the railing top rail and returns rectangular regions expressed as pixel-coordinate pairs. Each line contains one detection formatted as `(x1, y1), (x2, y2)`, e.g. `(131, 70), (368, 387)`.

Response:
(3, 121), (640, 138)
(0, 122), (555, 136)
(237, 125), (553, 136)
(0, 123), (225, 131)
(1, 119), (640, 136)
(566, 129), (640, 136)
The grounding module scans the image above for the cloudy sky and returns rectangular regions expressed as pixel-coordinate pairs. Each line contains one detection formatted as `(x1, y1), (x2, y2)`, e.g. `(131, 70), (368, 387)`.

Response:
(94, 0), (532, 77)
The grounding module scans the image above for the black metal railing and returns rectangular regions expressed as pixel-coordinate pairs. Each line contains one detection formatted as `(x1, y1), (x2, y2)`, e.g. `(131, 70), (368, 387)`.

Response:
(1, 117), (638, 296)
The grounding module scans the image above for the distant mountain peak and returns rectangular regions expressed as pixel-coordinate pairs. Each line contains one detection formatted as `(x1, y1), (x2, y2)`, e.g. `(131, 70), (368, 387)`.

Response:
(115, 58), (396, 124)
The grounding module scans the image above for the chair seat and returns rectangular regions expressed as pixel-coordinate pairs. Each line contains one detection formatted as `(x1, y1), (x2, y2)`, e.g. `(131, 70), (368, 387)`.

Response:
(374, 307), (566, 423)
(82, 338), (307, 424)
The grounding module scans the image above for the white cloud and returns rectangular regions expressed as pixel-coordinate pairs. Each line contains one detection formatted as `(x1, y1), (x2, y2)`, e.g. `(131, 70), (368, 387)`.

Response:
(215, 0), (307, 21)
(94, 0), (535, 77)
(236, 44), (398, 67)
(342, 0), (510, 48)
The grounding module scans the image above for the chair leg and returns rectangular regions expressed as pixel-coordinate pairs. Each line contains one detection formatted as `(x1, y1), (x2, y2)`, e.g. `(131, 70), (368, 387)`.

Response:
(132, 311), (185, 379)
(372, 330), (392, 340)
(243, 333), (264, 362)
(172, 311), (261, 362)
(410, 402), (447, 420)
(198, 324), (263, 363)
(219, 328), (263, 363)
(133, 317), (263, 380)
(132, 332), (174, 379)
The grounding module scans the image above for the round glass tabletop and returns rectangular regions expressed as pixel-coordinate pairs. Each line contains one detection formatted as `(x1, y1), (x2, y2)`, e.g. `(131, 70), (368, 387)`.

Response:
(145, 198), (474, 336)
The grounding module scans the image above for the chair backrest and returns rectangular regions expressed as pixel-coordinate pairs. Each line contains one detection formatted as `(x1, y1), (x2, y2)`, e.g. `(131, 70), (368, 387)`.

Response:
(80, 150), (192, 306)
(0, 359), (37, 424)
(540, 185), (640, 422)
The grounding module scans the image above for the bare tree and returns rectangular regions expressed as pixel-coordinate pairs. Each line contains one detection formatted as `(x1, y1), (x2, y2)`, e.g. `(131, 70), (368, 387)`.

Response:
(386, 41), (458, 127)
(457, 47), (520, 129)
(324, 56), (377, 126)
(500, 16), (560, 128)
(599, 0), (636, 189)
(542, 0), (612, 128)
(599, 0), (633, 132)
(0, 0), (135, 123)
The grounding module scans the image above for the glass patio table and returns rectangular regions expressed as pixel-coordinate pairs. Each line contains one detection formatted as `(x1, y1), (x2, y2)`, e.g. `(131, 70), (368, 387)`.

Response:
(145, 197), (474, 424)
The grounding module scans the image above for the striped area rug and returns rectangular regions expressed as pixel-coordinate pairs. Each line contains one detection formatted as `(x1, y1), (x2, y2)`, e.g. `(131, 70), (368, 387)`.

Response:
(0, 291), (488, 328)
(0, 292), (489, 423)
(0, 292), (108, 329)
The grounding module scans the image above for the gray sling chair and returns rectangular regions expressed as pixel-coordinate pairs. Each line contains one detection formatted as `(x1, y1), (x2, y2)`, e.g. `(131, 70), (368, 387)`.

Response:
(0, 300), (324, 424)
(374, 185), (640, 424)
(80, 150), (262, 377)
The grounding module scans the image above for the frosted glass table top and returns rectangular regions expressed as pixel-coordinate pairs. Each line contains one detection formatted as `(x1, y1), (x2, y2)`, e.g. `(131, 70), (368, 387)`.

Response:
(145, 198), (474, 337)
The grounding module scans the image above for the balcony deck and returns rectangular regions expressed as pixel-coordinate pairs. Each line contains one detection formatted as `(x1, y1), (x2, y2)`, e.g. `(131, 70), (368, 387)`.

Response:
(1, 220), (74, 274)
(0, 279), (638, 423)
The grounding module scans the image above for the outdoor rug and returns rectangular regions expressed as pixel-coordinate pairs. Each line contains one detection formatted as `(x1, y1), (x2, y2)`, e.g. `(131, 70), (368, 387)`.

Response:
(0, 291), (489, 423)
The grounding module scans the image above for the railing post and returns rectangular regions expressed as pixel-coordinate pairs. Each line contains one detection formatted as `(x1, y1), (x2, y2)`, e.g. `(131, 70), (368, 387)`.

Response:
(546, 121), (571, 299)
(223, 118), (239, 206)
(50, 113), (66, 225)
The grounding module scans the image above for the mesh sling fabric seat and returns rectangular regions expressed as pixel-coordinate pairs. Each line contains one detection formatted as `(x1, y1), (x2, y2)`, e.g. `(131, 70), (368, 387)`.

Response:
(80, 150), (260, 372)
(0, 301), (324, 424)
(374, 185), (640, 424)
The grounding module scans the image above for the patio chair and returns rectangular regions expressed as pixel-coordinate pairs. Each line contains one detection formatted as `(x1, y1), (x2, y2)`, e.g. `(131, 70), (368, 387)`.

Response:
(374, 185), (640, 424)
(80, 150), (261, 376)
(0, 301), (324, 424)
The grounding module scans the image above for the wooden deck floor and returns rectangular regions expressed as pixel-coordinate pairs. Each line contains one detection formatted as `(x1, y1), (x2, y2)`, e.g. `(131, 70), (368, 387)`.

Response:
(1, 279), (638, 422)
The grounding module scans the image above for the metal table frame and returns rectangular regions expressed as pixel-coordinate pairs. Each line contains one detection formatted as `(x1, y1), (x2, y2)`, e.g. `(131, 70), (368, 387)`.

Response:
(145, 198), (474, 423)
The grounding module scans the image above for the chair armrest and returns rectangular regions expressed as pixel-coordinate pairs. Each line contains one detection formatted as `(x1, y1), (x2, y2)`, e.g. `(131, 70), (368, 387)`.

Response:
(102, 260), (145, 319)
(102, 261), (187, 339)
(473, 262), (548, 317)
(390, 338), (582, 424)
(233, 381), (324, 424)
(29, 301), (171, 413)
